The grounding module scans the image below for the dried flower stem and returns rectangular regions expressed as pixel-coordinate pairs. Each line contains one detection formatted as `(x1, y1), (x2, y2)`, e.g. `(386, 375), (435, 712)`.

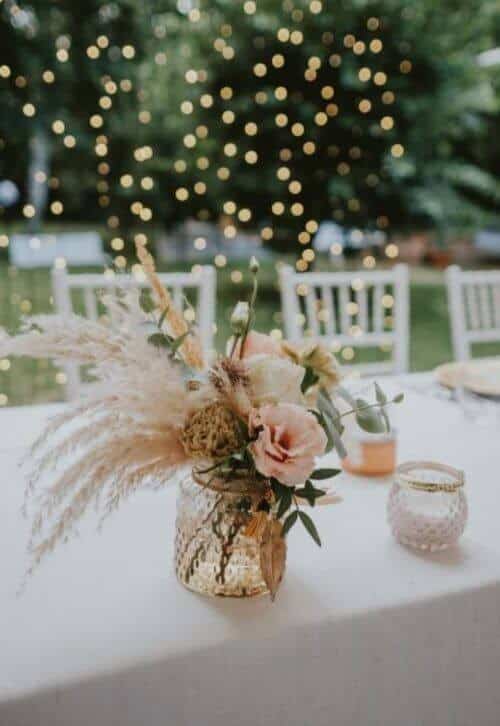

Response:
(135, 239), (204, 369)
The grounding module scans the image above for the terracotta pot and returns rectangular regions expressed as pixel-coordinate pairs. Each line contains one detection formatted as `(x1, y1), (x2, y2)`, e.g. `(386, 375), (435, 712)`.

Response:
(426, 248), (453, 269)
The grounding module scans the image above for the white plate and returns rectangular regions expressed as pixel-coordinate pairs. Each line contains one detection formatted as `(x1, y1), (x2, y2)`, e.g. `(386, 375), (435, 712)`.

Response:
(435, 361), (467, 389)
(435, 358), (500, 396)
(461, 359), (500, 396)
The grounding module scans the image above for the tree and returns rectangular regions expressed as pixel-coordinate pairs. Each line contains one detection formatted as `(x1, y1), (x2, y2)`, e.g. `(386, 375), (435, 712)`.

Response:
(0, 0), (149, 234)
(160, 0), (500, 254)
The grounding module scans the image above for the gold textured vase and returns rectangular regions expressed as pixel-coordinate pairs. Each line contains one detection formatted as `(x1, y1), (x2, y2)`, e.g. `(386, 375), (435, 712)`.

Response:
(174, 471), (270, 598)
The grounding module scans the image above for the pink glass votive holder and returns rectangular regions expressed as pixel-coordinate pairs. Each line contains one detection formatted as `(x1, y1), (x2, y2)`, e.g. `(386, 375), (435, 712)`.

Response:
(387, 461), (467, 551)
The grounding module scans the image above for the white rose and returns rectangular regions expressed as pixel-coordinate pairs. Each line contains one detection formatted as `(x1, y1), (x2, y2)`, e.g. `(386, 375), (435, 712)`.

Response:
(245, 354), (305, 407)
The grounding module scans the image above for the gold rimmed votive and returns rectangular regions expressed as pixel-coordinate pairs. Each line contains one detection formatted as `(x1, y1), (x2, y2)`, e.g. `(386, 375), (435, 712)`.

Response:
(387, 461), (467, 551)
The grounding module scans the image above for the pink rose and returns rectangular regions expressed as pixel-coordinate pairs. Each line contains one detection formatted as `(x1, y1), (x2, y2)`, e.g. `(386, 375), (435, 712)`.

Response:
(249, 404), (327, 486)
(235, 331), (284, 359)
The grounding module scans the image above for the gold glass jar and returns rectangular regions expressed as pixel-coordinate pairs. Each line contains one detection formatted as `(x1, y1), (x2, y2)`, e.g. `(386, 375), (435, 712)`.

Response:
(174, 471), (271, 598)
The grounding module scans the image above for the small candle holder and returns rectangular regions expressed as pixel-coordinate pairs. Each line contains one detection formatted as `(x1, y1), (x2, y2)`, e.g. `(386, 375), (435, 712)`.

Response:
(387, 461), (467, 551)
(342, 430), (397, 477)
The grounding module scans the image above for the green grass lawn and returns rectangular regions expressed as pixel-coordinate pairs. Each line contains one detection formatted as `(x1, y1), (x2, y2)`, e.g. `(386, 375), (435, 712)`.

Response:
(1, 259), (499, 406)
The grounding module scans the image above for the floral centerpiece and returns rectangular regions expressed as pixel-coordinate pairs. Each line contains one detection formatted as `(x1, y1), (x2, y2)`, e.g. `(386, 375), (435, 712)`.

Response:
(2, 244), (402, 600)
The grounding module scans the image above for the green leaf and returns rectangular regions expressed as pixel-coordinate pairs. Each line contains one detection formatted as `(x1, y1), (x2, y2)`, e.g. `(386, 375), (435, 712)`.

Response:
(169, 330), (190, 355)
(298, 510), (322, 547)
(354, 398), (386, 434)
(301, 366), (319, 394)
(374, 382), (387, 405)
(295, 480), (326, 506)
(281, 510), (298, 537)
(158, 307), (169, 330)
(318, 387), (342, 422)
(310, 410), (334, 454)
(147, 332), (171, 349)
(276, 489), (293, 519)
(336, 385), (357, 408)
(329, 422), (348, 459)
(393, 393), (405, 404)
(271, 478), (293, 500)
(380, 407), (391, 433)
(139, 291), (155, 314)
(310, 468), (341, 480)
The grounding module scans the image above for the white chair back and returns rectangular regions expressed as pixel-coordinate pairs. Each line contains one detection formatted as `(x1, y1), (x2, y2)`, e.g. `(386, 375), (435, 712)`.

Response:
(52, 266), (216, 399)
(279, 263), (409, 375)
(445, 265), (500, 361)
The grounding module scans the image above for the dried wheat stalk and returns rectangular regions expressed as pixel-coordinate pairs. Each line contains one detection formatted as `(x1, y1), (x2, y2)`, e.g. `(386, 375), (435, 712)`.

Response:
(135, 240), (204, 369)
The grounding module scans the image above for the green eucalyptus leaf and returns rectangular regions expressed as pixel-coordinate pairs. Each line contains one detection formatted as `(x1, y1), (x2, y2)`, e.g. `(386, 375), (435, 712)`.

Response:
(318, 387), (342, 421)
(319, 393), (344, 434)
(380, 407), (391, 433)
(329, 423), (348, 459)
(355, 398), (386, 434)
(281, 510), (298, 537)
(374, 382), (387, 405)
(298, 510), (322, 546)
(393, 393), (405, 403)
(310, 410), (334, 454)
(336, 385), (357, 408)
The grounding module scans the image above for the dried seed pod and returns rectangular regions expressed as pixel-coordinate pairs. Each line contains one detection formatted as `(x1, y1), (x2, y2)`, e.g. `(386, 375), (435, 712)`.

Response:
(259, 519), (287, 602)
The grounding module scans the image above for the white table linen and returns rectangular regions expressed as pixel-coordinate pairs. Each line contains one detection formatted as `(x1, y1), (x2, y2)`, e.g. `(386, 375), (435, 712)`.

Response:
(1, 377), (500, 726)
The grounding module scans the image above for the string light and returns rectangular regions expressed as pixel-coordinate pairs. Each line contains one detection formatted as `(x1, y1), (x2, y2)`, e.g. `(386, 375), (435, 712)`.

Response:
(0, 0), (407, 377)
(370, 39), (383, 53)
(52, 120), (65, 134)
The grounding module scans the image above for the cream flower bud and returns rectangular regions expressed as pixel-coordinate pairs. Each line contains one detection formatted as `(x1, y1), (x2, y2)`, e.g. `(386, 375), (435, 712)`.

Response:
(249, 256), (259, 274)
(230, 301), (250, 334)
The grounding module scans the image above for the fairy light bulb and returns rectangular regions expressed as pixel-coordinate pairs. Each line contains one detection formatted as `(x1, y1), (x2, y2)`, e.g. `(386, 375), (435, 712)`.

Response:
(380, 116), (394, 130)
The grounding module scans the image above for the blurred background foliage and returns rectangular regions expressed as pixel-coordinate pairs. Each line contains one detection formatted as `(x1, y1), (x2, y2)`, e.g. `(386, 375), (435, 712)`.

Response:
(1, 0), (499, 250)
(1, 0), (500, 406)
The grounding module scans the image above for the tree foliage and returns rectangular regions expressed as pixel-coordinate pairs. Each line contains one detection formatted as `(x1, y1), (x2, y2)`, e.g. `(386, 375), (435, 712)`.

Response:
(0, 0), (499, 245)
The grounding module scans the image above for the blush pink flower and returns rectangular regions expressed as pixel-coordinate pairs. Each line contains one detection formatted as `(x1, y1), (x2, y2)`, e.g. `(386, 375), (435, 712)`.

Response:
(249, 404), (327, 486)
(236, 331), (284, 359)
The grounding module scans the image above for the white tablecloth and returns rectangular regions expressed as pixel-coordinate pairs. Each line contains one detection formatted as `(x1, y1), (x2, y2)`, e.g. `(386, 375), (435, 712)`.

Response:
(1, 377), (500, 726)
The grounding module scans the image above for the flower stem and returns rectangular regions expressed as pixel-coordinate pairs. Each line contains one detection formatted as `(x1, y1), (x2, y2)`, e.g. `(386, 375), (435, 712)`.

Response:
(229, 334), (240, 358)
(239, 270), (259, 359)
(333, 400), (394, 423)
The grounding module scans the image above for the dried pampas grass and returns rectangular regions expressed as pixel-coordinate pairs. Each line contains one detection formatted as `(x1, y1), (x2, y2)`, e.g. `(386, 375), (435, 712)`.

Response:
(1, 288), (211, 576)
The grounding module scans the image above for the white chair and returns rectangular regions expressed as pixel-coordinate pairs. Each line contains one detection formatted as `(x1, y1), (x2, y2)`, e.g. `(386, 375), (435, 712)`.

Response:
(52, 266), (216, 399)
(279, 263), (410, 375)
(445, 265), (500, 361)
